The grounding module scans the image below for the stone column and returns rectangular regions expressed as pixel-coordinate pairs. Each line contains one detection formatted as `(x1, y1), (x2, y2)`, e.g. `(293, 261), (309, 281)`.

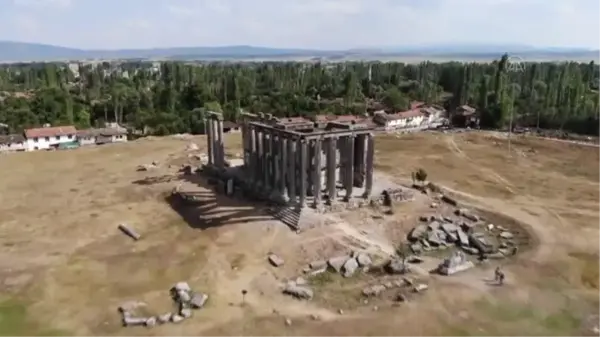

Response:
(306, 141), (314, 196)
(215, 120), (220, 169)
(364, 133), (374, 198)
(288, 139), (296, 205)
(248, 127), (256, 182)
(219, 120), (225, 168)
(262, 131), (270, 191)
(206, 118), (213, 166)
(327, 137), (337, 203)
(279, 137), (288, 198)
(255, 130), (262, 187)
(313, 139), (322, 207)
(298, 139), (307, 208)
(269, 132), (277, 189)
(241, 121), (248, 167)
(212, 120), (219, 167)
(354, 134), (366, 188)
(345, 135), (355, 200)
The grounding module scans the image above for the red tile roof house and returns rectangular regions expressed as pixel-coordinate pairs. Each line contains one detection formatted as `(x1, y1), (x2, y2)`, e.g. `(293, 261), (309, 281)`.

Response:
(24, 125), (77, 151)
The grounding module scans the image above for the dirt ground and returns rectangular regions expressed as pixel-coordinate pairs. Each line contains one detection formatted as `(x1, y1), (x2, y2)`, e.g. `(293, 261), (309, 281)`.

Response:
(0, 131), (598, 336)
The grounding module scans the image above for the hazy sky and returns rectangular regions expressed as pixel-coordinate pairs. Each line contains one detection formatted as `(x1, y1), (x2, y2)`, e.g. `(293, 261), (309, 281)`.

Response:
(1, 0), (599, 49)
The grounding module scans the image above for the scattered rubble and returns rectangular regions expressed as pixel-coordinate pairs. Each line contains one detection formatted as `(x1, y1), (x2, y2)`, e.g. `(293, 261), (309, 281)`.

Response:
(413, 283), (428, 293)
(327, 255), (350, 273)
(118, 224), (141, 241)
(455, 208), (479, 221)
(362, 284), (387, 297)
(282, 282), (314, 300)
(303, 260), (328, 275)
(268, 254), (285, 267)
(137, 161), (159, 171)
(441, 194), (458, 206)
(119, 281), (209, 328)
(380, 188), (415, 205)
(438, 251), (474, 275)
(385, 259), (409, 274)
(356, 253), (373, 267)
(342, 257), (359, 277)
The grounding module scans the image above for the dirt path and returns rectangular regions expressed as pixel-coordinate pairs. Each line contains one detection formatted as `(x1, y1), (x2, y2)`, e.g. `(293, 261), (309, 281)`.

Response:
(333, 221), (396, 257)
(529, 135), (600, 148)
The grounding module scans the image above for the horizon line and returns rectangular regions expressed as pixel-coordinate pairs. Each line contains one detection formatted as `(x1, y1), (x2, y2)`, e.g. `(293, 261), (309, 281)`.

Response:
(1, 40), (599, 52)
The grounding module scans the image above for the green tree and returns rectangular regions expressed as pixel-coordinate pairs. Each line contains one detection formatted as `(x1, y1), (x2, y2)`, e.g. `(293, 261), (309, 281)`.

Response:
(415, 168), (428, 186)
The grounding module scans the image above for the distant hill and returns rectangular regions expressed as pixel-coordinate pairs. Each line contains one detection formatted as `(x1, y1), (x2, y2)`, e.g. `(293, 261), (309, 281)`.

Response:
(0, 41), (597, 63)
(0, 42), (331, 62)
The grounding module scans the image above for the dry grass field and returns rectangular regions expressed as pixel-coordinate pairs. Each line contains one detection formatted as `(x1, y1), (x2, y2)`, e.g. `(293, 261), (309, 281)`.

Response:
(0, 131), (598, 336)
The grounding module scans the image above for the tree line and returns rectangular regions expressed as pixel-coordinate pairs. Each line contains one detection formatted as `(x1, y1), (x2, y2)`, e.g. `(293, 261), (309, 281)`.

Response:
(0, 55), (597, 136)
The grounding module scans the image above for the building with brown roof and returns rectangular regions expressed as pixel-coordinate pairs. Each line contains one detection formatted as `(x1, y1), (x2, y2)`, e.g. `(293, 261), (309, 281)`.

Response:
(0, 134), (26, 152)
(77, 127), (128, 146)
(24, 125), (77, 151)
(452, 105), (479, 128)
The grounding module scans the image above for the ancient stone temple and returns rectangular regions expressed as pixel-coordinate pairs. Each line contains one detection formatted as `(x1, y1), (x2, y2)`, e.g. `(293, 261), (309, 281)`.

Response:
(237, 112), (376, 209)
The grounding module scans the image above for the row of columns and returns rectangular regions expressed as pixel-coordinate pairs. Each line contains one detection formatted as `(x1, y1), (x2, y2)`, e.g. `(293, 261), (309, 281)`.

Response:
(241, 126), (375, 208)
(205, 117), (225, 169)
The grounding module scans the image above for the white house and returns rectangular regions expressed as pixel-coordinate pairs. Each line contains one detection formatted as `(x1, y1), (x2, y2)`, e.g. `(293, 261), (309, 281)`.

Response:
(374, 109), (426, 131)
(0, 134), (26, 152)
(24, 125), (77, 151)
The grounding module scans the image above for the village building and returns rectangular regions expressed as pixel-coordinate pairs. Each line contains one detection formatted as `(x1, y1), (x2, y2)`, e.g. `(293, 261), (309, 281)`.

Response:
(0, 134), (26, 152)
(77, 127), (128, 146)
(222, 121), (241, 133)
(452, 105), (479, 128)
(374, 109), (426, 130)
(373, 103), (448, 131)
(24, 125), (77, 151)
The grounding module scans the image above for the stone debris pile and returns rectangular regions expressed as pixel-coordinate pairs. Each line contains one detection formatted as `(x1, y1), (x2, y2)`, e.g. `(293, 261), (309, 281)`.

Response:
(407, 208), (519, 259)
(384, 259), (409, 274)
(285, 251), (375, 300)
(408, 214), (475, 254)
(324, 251), (373, 277)
(119, 281), (209, 328)
(299, 251), (373, 278)
(361, 276), (429, 303)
